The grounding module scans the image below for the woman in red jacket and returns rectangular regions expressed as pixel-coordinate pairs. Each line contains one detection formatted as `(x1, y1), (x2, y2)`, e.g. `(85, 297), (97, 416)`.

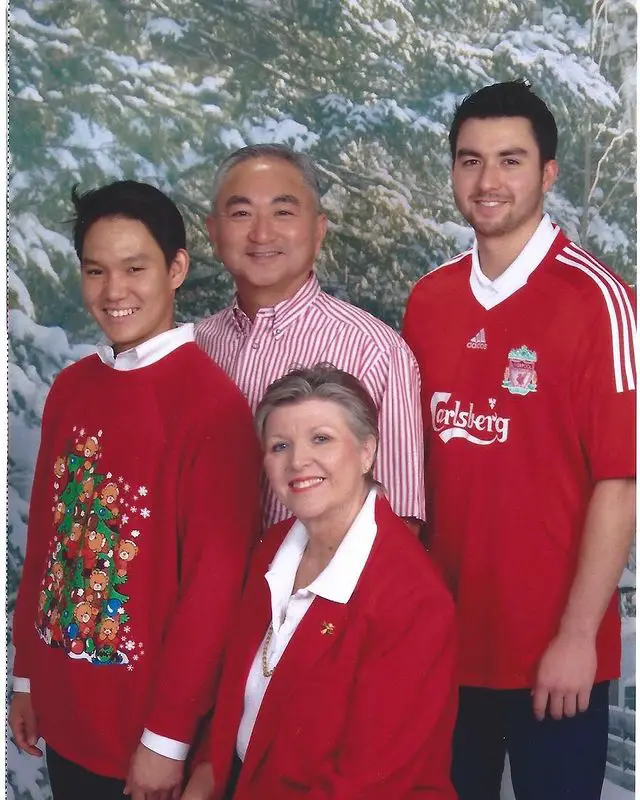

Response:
(183, 365), (457, 800)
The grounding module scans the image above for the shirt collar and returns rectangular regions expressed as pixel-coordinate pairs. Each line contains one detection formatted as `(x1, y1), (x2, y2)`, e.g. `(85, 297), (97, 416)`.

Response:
(470, 214), (559, 310)
(95, 323), (195, 371)
(265, 489), (378, 630)
(230, 273), (321, 336)
(308, 489), (378, 603)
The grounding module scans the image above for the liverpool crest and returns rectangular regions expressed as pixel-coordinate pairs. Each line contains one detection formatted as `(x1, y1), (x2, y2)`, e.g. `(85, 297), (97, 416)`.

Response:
(502, 345), (538, 396)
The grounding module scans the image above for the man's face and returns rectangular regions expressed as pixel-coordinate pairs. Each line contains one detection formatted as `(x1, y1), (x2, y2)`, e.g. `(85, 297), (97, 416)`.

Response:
(207, 157), (327, 304)
(81, 216), (188, 354)
(452, 116), (557, 242)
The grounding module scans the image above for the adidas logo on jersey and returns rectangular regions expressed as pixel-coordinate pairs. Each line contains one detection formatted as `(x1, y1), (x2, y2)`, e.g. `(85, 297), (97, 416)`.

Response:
(467, 329), (487, 349)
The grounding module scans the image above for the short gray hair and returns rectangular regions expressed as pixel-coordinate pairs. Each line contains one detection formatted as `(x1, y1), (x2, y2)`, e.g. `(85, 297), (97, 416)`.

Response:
(255, 364), (380, 485)
(210, 144), (322, 213)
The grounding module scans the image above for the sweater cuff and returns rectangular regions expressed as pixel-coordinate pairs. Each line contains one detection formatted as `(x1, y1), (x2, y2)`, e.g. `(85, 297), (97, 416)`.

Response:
(140, 729), (189, 761)
(12, 677), (31, 693)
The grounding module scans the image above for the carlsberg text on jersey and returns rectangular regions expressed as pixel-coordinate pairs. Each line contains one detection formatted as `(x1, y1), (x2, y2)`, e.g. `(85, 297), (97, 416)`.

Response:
(430, 392), (510, 445)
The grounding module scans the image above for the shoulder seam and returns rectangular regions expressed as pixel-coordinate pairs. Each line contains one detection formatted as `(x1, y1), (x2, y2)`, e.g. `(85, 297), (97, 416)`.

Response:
(411, 250), (471, 291)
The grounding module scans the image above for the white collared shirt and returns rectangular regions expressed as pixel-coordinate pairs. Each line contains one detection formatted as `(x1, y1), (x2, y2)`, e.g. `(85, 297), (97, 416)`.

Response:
(236, 489), (379, 761)
(470, 214), (559, 310)
(95, 323), (195, 371)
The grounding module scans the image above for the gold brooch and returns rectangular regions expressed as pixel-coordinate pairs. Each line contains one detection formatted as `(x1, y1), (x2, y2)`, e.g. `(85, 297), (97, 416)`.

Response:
(321, 621), (335, 636)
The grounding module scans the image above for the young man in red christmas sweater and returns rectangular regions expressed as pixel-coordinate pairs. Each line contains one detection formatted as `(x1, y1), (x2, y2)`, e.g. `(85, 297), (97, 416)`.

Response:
(403, 81), (636, 800)
(10, 181), (262, 800)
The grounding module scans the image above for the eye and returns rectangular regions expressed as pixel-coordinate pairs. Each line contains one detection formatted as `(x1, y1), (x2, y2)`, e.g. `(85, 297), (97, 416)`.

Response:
(312, 434), (331, 444)
(83, 267), (102, 276)
(275, 208), (295, 216)
(229, 209), (250, 218)
(461, 158), (480, 167)
(127, 266), (144, 273)
(269, 441), (288, 453)
(503, 158), (520, 166)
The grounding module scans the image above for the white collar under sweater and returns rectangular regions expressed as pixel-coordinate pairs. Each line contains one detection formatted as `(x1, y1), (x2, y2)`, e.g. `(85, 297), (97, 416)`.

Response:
(470, 214), (559, 310)
(95, 323), (195, 371)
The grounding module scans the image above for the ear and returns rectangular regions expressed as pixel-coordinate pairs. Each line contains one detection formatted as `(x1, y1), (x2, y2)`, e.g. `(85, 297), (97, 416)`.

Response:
(542, 159), (558, 193)
(314, 213), (328, 259)
(361, 435), (377, 475)
(169, 248), (190, 290)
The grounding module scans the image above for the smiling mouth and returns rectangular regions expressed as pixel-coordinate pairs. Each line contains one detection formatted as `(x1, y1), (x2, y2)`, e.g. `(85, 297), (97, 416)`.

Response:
(290, 477), (325, 490)
(105, 308), (138, 318)
(247, 251), (283, 258)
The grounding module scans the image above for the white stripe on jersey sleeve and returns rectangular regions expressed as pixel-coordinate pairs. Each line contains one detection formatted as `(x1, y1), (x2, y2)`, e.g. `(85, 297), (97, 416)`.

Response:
(566, 243), (637, 385)
(557, 246), (636, 393)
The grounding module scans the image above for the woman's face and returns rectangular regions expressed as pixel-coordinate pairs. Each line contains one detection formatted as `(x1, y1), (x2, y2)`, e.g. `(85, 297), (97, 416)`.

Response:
(263, 398), (376, 531)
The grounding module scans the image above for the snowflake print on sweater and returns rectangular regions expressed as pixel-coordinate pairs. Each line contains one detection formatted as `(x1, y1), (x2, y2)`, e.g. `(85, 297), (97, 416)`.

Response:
(36, 428), (148, 667)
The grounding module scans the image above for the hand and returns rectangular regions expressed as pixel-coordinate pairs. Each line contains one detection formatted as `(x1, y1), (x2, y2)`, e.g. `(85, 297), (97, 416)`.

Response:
(124, 744), (184, 800)
(181, 762), (214, 800)
(532, 631), (597, 721)
(8, 692), (43, 756)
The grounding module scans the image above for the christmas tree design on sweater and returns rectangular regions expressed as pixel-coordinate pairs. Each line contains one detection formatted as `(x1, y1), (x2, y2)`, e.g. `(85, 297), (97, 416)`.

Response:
(36, 428), (148, 669)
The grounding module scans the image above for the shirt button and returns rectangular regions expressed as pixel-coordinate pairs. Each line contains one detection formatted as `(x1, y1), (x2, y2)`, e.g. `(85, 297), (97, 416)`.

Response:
(274, 328), (281, 335)
(251, 342), (259, 349)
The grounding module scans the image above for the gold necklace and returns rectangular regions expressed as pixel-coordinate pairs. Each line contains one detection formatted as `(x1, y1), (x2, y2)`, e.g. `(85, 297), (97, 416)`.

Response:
(261, 623), (275, 677)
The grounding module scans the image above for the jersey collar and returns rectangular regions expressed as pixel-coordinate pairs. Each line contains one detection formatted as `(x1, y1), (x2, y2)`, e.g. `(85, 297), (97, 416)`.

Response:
(470, 214), (559, 310)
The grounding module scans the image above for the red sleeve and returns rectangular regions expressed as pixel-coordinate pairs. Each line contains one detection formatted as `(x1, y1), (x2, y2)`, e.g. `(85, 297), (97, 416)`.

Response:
(143, 392), (262, 743)
(307, 589), (457, 800)
(12, 381), (60, 678)
(573, 283), (636, 481)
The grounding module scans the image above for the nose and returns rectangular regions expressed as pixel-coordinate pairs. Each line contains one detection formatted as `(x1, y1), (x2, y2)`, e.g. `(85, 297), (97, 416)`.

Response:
(104, 272), (128, 301)
(478, 162), (501, 193)
(289, 441), (312, 471)
(248, 212), (276, 244)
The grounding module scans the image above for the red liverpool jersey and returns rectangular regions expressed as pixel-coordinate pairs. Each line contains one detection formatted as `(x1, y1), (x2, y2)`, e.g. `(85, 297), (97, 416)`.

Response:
(403, 225), (636, 689)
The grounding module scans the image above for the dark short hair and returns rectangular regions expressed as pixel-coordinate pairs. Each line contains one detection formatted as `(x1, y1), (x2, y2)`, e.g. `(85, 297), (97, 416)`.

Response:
(211, 143), (322, 213)
(449, 79), (558, 164)
(71, 180), (186, 266)
(255, 364), (379, 485)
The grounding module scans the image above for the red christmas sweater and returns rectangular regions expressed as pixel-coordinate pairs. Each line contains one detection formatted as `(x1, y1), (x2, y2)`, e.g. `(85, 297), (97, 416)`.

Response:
(12, 342), (262, 777)
(403, 230), (636, 689)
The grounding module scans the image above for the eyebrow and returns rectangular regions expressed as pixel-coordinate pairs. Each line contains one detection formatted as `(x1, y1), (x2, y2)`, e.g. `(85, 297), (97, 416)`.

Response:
(223, 194), (301, 209)
(456, 147), (530, 158)
(81, 253), (152, 267)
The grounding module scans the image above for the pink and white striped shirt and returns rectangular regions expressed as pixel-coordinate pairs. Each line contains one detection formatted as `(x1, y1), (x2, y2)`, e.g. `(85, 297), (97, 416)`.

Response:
(196, 274), (425, 528)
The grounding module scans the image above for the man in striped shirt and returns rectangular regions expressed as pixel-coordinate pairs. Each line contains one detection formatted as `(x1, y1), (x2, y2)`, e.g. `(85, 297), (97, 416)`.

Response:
(196, 144), (425, 531)
(403, 80), (636, 800)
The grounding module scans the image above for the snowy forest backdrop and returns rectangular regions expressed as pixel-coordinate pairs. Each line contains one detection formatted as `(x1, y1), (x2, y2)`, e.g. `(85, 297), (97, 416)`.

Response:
(7, 1), (636, 797)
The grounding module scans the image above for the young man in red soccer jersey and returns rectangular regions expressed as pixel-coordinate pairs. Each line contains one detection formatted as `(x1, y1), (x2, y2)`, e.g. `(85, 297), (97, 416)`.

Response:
(9, 181), (262, 800)
(403, 80), (636, 800)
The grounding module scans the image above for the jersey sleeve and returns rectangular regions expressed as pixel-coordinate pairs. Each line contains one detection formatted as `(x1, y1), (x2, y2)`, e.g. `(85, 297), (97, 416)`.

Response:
(362, 342), (425, 521)
(142, 392), (262, 745)
(573, 280), (636, 481)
